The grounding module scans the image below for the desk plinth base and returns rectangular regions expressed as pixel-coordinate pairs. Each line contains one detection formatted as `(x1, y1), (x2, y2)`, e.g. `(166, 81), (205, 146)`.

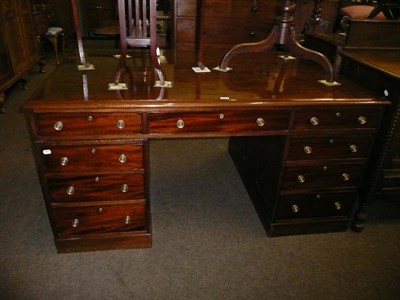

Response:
(54, 232), (152, 253)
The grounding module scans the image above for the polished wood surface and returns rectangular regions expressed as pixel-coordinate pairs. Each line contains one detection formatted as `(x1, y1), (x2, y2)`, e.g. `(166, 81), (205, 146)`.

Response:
(27, 50), (381, 109)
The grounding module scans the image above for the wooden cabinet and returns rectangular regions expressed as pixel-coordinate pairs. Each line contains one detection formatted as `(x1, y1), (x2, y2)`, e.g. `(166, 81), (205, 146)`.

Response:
(27, 110), (151, 253)
(174, 0), (277, 54)
(0, 0), (40, 112)
(229, 106), (383, 236)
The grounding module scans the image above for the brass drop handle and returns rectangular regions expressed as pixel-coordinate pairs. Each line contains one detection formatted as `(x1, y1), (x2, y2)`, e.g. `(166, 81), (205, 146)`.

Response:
(297, 175), (305, 183)
(60, 157), (69, 166)
(119, 154), (127, 163)
(334, 202), (342, 210)
(256, 117), (265, 127)
(124, 215), (131, 224)
(54, 121), (63, 131)
(292, 204), (299, 213)
(304, 146), (312, 154)
(358, 116), (367, 125)
(310, 117), (319, 126)
(121, 184), (129, 193)
(349, 144), (358, 153)
(66, 186), (75, 195)
(342, 173), (350, 181)
(176, 119), (185, 129)
(72, 218), (79, 228)
(116, 119), (125, 129)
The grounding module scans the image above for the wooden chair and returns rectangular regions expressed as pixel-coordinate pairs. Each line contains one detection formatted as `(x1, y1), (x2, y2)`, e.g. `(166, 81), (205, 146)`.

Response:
(111, 0), (165, 90)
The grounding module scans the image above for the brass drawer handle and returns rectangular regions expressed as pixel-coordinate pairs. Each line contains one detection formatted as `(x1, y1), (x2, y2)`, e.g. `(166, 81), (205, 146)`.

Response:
(334, 202), (342, 210)
(304, 146), (312, 154)
(72, 218), (79, 228)
(124, 215), (131, 224)
(297, 175), (305, 183)
(176, 119), (185, 129)
(66, 186), (75, 195)
(119, 154), (127, 163)
(121, 184), (129, 193)
(256, 117), (265, 127)
(116, 119), (125, 129)
(310, 117), (319, 126)
(54, 121), (63, 131)
(349, 144), (358, 153)
(60, 157), (69, 166)
(342, 173), (350, 181)
(358, 116), (367, 125)
(292, 204), (299, 213)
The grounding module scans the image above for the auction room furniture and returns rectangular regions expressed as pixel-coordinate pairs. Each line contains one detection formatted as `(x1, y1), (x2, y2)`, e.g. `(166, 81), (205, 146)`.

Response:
(0, 0), (41, 113)
(23, 49), (389, 252)
(338, 49), (400, 231)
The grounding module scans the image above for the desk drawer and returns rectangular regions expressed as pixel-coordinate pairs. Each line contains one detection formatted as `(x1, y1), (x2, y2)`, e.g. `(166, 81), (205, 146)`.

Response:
(275, 192), (356, 220)
(35, 113), (142, 138)
(53, 203), (146, 237)
(40, 142), (144, 174)
(148, 111), (290, 133)
(287, 134), (373, 161)
(281, 163), (364, 191)
(293, 108), (381, 130)
(48, 172), (145, 203)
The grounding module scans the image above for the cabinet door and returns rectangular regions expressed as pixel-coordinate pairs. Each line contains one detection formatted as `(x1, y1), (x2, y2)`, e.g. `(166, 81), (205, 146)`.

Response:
(0, 0), (39, 74)
(0, 29), (13, 85)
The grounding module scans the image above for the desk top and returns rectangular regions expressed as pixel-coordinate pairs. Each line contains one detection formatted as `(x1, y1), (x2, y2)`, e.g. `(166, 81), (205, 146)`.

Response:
(339, 49), (400, 80)
(25, 50), (386, 112)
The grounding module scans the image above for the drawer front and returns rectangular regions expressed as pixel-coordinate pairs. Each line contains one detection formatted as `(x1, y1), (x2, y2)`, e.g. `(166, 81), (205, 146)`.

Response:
(293, 108), (381, 130)
(35, 113), (142, 137)
(48, 173), (145, 203)
(275, 192), (356, 220)
(281, 163), (365, 191)
(287, 134), (374, 161)
(148, 111), (290, 133)
(53, 203), (146, 237)
(176, 18), (272, 45)
(40, 143), (144, 174)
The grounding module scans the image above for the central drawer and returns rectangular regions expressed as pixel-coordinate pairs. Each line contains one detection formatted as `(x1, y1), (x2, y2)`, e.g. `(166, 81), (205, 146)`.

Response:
(53, 202), (146, 237)
(39, 142), (144, 174)
(148, 111), (290, 133)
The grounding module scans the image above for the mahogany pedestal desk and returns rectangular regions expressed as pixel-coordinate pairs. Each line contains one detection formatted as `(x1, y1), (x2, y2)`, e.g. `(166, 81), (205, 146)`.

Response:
(24, 50), (389, 253)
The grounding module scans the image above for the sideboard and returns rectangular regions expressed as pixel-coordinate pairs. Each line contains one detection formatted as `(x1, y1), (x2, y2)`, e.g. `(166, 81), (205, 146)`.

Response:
(23, 50), (389, 252)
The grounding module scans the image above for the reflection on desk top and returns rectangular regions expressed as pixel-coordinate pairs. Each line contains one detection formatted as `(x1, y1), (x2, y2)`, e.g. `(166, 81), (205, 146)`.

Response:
(25, 50), (386, 111)
(339, 49), (400, 79)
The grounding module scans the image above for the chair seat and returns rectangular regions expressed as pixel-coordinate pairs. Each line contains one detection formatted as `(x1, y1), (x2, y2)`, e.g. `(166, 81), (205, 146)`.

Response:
(340, 5), (386, 19)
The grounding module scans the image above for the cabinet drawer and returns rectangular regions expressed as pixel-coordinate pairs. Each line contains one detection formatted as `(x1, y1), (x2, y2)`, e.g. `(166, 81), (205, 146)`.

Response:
(53, 203), (146, 237)
(293, 108), (381, 130)
(35, 113), (142, 138)
(275, 192), (356, 220)
(40, 142), (144, 174)
(287, 134), (374, 161)
(281, 163), (365, 191)
(48, 172), (145, 203)
(148, 111), (290, 134)
(176, 18), (272, 45)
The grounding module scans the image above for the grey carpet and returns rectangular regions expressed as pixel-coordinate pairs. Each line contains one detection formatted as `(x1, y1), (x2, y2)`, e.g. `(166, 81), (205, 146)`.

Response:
(1, 55), (400, 300)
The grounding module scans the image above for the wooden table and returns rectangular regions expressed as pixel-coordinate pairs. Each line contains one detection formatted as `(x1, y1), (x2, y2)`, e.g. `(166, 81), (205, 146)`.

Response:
(23, 50), (389, 252)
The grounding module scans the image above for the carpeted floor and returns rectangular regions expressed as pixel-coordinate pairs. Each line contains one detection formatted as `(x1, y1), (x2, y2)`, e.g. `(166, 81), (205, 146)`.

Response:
(1, 52), (400, 300)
